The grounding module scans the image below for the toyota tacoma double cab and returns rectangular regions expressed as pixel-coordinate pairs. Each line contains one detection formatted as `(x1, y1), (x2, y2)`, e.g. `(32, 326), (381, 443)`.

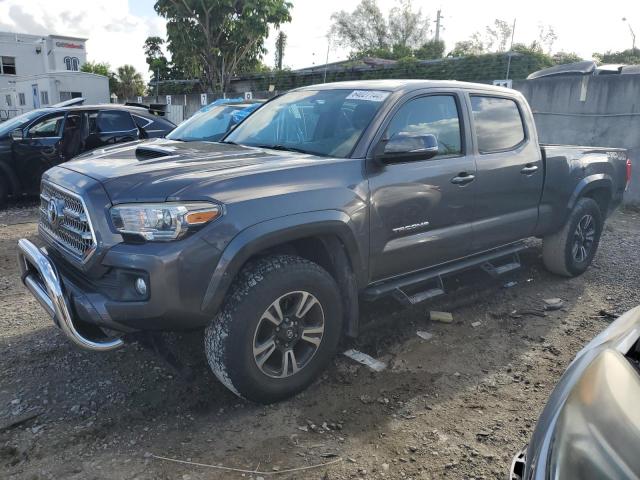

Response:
(17, 80), (631, 403)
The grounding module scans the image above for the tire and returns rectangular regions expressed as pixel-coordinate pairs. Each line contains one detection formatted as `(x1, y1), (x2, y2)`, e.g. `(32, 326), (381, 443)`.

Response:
(204, 254), (343, 403)
(542, 197), (603, 277)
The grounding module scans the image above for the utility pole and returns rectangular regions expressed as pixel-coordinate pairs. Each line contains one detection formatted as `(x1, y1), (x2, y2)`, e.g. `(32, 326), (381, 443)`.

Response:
(505, 18), (517, 81)
(323, 36), (331, 83)
(434, 9), (442, 42)
(155, 67), (159, 103)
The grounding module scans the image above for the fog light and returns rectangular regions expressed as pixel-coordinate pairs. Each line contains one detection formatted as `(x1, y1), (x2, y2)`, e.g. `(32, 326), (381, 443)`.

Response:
(135, 278), (148, 296)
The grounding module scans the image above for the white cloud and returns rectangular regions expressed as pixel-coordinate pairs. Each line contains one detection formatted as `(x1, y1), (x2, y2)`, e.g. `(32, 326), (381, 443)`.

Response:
(0, 0), (165, 80)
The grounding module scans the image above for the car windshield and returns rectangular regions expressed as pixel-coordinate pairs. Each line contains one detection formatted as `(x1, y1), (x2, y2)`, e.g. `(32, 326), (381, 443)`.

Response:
(224, 89), (390, 158)
(0, 110), (44, 137)
(167, 104), (250, 142)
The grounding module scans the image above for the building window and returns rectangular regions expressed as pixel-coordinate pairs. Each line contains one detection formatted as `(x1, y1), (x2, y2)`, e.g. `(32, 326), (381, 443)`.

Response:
(1, 56), (16, 75)
(60, 91), (83, 102)
(18, 93), (26, 106)
(64, 56), (80, 71)
(5, 95), (11, 107)
(40, 91), (49, 105)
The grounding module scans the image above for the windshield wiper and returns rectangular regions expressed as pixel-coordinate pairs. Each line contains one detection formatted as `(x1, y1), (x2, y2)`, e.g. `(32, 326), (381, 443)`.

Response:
(256, 144), (320, 156)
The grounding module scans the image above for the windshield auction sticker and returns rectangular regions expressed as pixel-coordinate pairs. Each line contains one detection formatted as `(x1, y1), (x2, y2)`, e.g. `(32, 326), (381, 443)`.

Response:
(346, 90), (391, 102)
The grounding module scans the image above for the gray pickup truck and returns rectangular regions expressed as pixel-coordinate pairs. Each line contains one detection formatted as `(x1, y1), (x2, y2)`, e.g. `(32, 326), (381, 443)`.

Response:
(17, 80), (631, 403)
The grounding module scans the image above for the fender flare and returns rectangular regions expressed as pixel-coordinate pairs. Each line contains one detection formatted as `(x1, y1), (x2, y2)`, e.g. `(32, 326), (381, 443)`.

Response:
(567, 174), (612, 212)
(0, 160), (21, 195)
(200, 210), (366, 318)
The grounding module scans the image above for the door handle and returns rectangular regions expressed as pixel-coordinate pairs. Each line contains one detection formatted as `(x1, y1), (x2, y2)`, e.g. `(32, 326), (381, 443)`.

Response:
(451, 173), (475, 185)
(521, 165), (539, 175)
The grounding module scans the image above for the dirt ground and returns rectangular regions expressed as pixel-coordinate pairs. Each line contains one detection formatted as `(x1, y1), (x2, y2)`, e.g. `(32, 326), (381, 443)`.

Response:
(1, 200), (639, 480)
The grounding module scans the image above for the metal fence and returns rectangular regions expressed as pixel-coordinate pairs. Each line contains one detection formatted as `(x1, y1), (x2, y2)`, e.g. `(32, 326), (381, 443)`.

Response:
(119, 91), (277, 124)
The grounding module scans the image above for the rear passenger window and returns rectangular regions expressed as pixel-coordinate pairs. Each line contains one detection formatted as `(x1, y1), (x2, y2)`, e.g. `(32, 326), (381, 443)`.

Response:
(96, 111), (135, 132)
(470, 96), (525, 153)
(386, 95), (462, 157)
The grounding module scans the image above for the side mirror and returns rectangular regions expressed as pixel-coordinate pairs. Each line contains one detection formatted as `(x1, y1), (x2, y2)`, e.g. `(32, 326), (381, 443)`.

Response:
(379, 132), (439, 162)
(10, 128), (24, 141)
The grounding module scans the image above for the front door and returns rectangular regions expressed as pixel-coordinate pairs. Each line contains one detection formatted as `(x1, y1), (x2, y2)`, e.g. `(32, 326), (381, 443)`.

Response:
(466, 94), (543, 252)
(12, 112), (65, 193)
(368, 92), (477, 282)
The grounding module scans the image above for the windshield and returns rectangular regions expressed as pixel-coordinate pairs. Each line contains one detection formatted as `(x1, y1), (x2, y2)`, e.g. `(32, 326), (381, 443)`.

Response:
(224, 89), (390, 158)
(0, 110), (44, 137)
(167, 105), (250, 142)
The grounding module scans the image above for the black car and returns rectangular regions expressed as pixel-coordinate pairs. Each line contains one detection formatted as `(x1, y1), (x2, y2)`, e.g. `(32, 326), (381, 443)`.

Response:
(0, 103), (175, 207)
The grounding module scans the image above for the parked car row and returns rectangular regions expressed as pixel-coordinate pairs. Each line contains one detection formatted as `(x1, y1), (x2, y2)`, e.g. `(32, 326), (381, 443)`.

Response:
(0, 98), (263, 207)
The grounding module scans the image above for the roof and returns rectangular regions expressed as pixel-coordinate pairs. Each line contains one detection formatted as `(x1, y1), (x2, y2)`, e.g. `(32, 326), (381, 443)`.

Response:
(295, 79), (517, 95)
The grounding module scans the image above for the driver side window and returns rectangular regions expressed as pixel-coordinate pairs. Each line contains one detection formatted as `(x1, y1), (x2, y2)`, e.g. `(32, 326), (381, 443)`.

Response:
(28, 114), (65, 138)
(386, 95), (462, 157)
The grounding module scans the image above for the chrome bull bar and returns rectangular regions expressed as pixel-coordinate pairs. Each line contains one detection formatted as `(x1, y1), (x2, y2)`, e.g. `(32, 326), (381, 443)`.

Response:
(17, 238), (123, 352)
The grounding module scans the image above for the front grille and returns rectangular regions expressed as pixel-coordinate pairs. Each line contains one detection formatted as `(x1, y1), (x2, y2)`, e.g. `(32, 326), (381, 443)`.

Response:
(39, 182), (96, 262)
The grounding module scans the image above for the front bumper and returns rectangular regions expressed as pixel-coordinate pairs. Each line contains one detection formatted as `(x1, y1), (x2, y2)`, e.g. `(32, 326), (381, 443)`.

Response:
(17, 238), (124, 351)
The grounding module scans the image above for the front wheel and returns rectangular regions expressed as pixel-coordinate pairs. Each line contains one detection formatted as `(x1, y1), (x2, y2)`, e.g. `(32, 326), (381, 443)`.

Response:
(542, 197), (603, 277)
(204, 255), (343, 403)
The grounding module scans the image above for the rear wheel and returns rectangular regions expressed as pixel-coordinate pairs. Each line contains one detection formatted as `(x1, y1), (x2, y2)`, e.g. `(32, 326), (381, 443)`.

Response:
(542, 197), (603, 277)
(204, 255), (343, 403)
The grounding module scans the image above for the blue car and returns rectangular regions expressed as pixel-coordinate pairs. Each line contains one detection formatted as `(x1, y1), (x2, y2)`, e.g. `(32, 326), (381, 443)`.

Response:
(166, 98), (263, 143)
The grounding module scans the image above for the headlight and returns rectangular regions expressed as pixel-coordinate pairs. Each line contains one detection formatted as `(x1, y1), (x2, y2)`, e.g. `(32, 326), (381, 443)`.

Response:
(110, 202), (222, 241)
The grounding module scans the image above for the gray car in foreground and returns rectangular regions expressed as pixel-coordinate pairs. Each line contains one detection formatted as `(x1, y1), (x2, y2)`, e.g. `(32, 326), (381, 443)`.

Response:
(510, 305), (640, 480)
(16, 80), (631, 403)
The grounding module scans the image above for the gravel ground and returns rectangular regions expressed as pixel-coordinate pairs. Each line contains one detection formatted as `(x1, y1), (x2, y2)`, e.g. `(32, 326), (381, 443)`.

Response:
(1, 200), (639, 480)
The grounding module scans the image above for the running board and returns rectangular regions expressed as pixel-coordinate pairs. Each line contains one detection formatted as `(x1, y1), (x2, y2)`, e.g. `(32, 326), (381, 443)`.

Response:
(363, 242), (526, 303)
(393, 277), (445, 306)
(481, 252), (522, 278)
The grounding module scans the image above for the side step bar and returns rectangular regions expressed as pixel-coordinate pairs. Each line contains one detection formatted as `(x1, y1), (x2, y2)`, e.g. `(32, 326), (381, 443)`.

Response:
(363, 242), (525, 304)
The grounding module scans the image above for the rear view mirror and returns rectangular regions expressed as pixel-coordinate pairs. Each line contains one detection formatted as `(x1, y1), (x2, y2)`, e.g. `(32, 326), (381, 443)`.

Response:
(10, 128), (24, 141)
(380, 132), (439, 162)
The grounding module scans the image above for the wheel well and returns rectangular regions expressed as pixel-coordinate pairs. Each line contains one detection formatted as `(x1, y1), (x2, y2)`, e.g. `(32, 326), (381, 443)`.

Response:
(583, 187), (611, 217)
(242, 235), (360, 337)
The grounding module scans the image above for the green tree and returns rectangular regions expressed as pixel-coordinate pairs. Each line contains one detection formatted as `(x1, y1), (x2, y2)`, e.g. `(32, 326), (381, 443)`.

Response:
(115, 65), (145, 99)
(331, 0), (388, 53)
(81, 61), (119, 93)
(552, 51), (583, 65)
(448, 39), (484, 57)
(331, 0), (429, 58)
(593, 48), (640, 64)
(388, 0), (429, 49)
(484, 19), (512, 52)
(414, 39), (445, 59)
(274, 30), (287, 70)
(154, 0), (292, 92)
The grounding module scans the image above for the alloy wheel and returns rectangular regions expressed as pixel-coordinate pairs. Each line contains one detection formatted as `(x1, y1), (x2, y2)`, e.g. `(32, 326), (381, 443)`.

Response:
(252, 291), (325, 378)
(572, 214), (596, 263)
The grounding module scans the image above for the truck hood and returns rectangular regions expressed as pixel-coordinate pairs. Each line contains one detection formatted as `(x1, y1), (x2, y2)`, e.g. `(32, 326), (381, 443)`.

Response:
(60, 138), (329, 203)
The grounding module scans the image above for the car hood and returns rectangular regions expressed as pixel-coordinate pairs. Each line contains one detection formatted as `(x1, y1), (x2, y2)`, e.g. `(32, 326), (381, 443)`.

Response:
(60, 138), (331, 203)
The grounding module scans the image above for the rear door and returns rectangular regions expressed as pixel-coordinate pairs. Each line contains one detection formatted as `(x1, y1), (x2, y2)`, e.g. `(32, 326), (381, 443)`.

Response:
(368, 91), (477, 281)
(466, 93), (543, 252)
(85, 109), (139, 151)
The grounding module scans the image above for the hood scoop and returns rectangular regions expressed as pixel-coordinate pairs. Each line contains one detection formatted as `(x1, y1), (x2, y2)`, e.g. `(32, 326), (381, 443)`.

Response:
(135, 145), (175, 161)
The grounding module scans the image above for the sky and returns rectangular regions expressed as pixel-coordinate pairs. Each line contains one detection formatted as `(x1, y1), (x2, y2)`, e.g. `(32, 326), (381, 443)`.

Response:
(0, 0), (637, 81)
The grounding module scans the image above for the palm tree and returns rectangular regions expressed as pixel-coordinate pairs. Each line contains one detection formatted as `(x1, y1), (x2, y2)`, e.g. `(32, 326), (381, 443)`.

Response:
(115, 65), (145, 99)
(274, 31), (287, 70)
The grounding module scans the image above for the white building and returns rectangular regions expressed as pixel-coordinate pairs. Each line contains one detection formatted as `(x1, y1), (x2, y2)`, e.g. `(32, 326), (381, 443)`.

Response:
(0, 31), (109, 119)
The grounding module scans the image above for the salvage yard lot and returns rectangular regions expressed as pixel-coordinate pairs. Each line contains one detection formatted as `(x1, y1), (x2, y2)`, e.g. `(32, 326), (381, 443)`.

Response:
(1, 202), (639, 480)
